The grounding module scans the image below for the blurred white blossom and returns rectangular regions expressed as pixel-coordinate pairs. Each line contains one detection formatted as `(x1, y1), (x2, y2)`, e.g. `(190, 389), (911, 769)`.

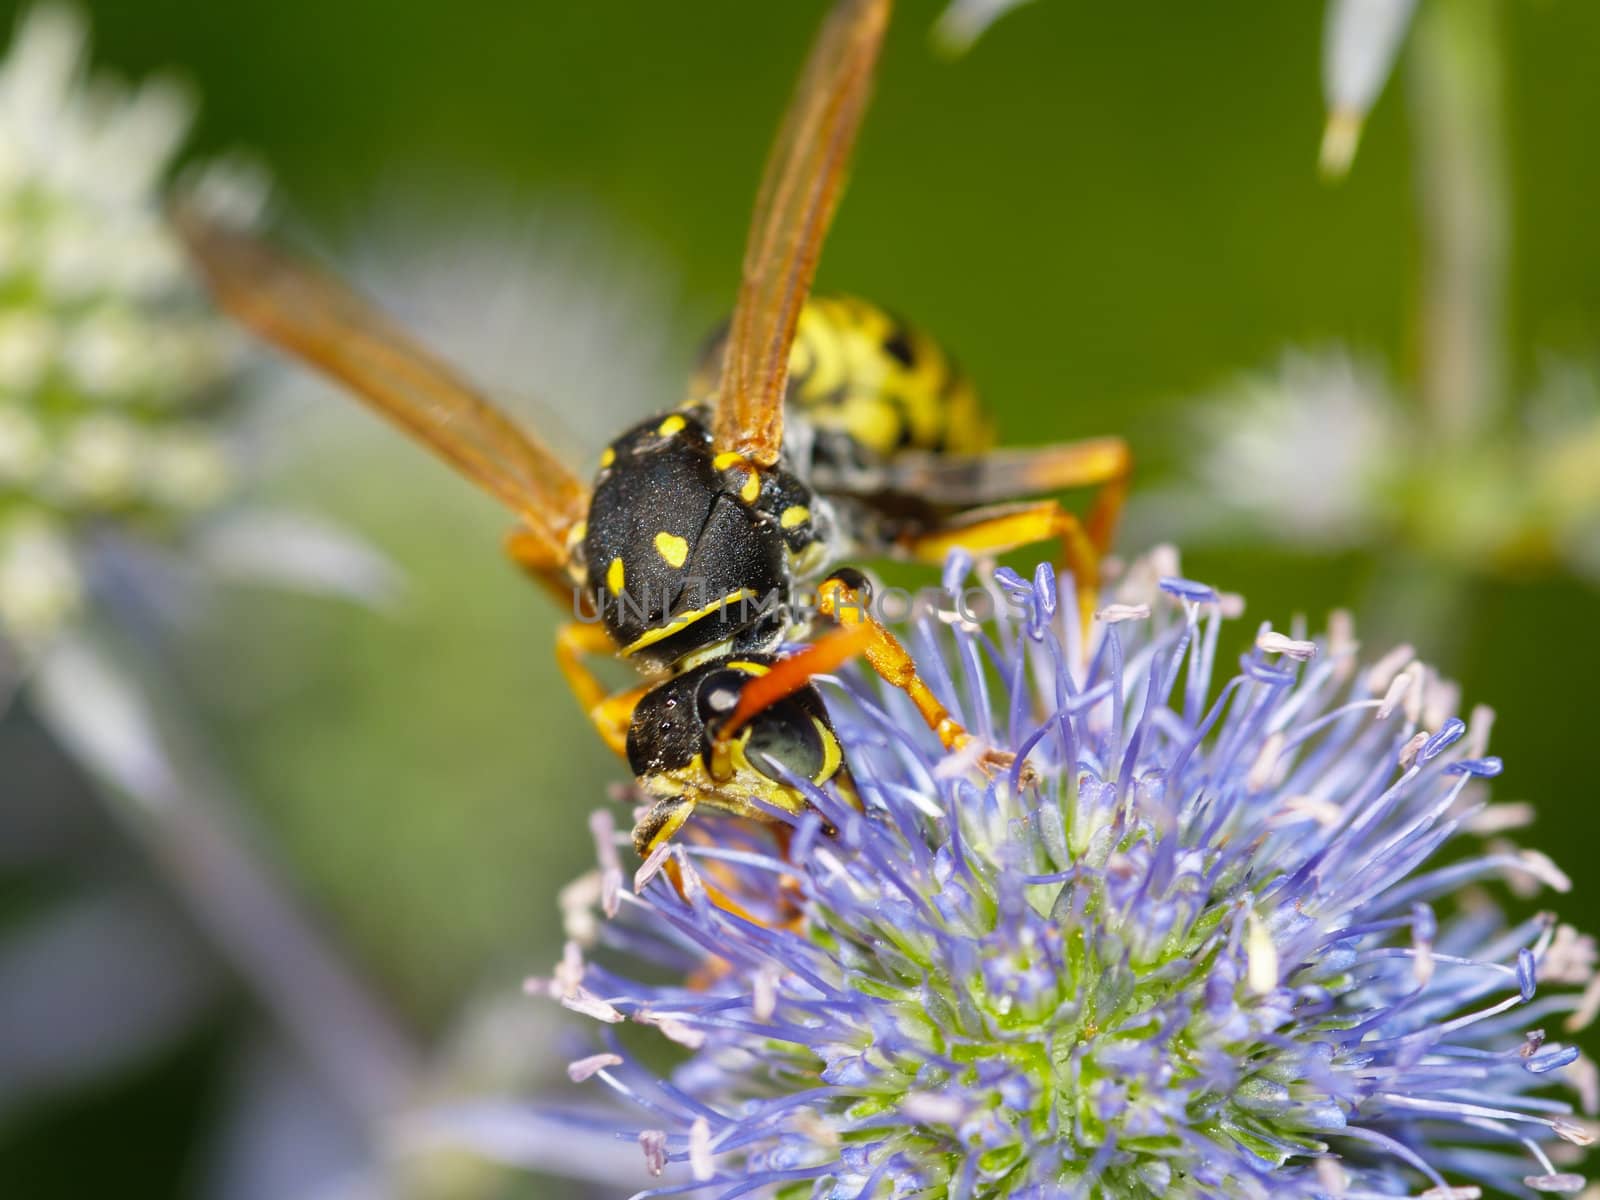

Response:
(0, 8), (416, 1184)
(0, 13), (681, 1185)
(0, 510), (80, 640)
(1191, 350), (1404, 547)
(1140, 347), (1600, 589)
(0, 4), (389, 658)
(0, 4), (275, 653)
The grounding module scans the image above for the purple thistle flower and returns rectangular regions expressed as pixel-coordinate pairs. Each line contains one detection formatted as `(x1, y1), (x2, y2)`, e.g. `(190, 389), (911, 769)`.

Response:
(533, 548), (1597, 1198)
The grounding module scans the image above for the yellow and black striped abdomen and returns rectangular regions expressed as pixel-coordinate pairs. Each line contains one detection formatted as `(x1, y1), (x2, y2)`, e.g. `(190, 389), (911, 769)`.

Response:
(787, 296), (992, 460)
(692, 295), (993, 465)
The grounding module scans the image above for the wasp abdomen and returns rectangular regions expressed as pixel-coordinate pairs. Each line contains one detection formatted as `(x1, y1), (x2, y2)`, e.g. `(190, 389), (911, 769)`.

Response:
(691, 294), (993, 475)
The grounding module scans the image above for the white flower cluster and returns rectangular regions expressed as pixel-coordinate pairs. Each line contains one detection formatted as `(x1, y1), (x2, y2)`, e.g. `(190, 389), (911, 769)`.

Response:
(0, 4), (264, 643)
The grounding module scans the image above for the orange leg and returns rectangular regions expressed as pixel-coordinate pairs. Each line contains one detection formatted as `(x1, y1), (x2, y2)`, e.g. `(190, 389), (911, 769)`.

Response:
(552, 621), (646, 758)
(643, 797), (809, 959)
(504, 524), (644, 759)
(818, 571), (988, 760)
(505, 525), (582, 608)
(888, 436), (1129, 556)
(904, 500), (1104, 637)
(887, 435), (1131, 636)
(1081, 443), (1130, 559)
(966, 436), (1129, 557)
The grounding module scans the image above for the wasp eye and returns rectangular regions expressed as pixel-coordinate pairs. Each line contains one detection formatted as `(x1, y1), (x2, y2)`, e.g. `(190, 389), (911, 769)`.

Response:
(693, 666), (829, 786)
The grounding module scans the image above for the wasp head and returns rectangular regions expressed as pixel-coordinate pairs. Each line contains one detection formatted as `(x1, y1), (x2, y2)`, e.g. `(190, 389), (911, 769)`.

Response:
(625, 654), (856, 857)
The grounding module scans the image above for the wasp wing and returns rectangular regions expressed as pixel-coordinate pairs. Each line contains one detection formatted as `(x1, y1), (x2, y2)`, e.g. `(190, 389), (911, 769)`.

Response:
(176, 209), (588, 557)
(712, 0), (892, 466)
(813, 438), (1130, 506)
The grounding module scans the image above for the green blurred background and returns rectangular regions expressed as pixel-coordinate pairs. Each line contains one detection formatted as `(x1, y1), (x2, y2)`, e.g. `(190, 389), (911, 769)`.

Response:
(5, 0), (1599, 1195)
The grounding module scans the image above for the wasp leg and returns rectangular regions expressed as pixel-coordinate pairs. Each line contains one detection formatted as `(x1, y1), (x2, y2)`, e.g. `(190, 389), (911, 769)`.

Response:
(551, 622), (648, 759)
(662, 859), (774, 932)
(505, 525), (580, 608)
(1057, 437), (1131, 585)
(640, 800), (797, 939)
(986, 436), (1130, 557)
(502, 523), (646, 757)
(818, 570), (1002, 766)
(1081, 441), (1132, 562)
(902, 500), (1104, 637)
(865, 436), (1131, 555)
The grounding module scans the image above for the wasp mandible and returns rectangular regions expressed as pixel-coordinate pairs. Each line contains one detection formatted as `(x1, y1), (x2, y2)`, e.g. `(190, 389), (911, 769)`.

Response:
(177, 0), (1130, 861)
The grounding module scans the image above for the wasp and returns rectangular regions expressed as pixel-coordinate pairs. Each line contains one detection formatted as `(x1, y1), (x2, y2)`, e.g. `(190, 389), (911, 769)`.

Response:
(177, 0), (1130, 863)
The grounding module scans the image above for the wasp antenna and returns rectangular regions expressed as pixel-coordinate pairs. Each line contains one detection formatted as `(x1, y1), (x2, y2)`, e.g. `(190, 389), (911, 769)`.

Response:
(718, 626), (873, 744)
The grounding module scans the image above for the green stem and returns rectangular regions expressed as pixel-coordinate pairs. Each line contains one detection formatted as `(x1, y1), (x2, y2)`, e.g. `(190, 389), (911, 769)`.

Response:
(1408, 0), (1511, 450)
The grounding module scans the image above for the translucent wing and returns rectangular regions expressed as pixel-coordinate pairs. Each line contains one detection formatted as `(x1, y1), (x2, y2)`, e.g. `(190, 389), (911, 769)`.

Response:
(176, 209), (588, 556)
(814, 438), (1131, 505)
(712, 0), (892, 466)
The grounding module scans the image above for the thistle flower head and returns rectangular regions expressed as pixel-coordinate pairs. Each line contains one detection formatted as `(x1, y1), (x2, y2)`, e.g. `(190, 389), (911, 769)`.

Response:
(0, 3), (266, 645)
(537, 548), (1595, 1198)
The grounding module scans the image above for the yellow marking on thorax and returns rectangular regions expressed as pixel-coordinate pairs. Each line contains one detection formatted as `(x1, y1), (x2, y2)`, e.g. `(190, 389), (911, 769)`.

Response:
(780, 505), (811, 530)
(620, 589), (757, 657)
(654, 531), (689, 568)
(599, 447), (615, 468)
(740, 472), (761, 504)
(658, 414), (687, 437)
(714, 451), (746, 471)
(606, 557), (625, 595)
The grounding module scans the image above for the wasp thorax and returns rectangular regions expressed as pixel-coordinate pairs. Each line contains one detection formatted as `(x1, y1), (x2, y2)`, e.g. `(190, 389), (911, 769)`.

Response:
(581, 407), (822, 671)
